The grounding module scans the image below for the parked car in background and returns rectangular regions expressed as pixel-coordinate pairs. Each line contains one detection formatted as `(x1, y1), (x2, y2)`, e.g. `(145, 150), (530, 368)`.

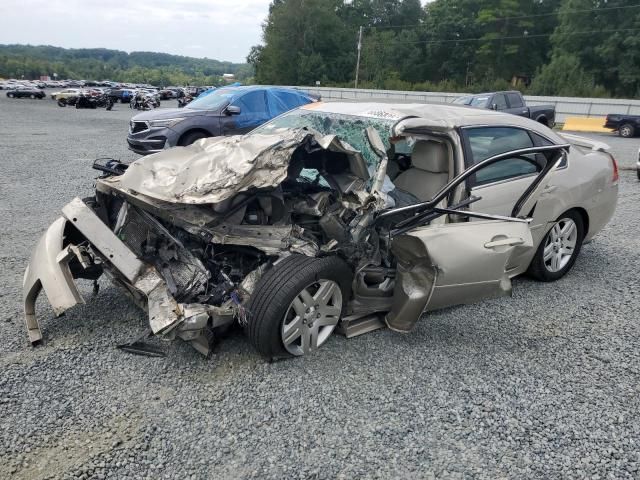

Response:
(51, 88), (82, 101)
(453, 91), (556, 127)
(159, 88), (181, 100)
(6, 86), (46, 99)
(604, 114), (640, 138)
(127, 86), (319, 155)
(107, 88), (136, 104)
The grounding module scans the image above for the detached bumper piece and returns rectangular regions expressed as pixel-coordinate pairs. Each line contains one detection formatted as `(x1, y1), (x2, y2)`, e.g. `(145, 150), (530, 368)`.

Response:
(23, 197), (233, 355)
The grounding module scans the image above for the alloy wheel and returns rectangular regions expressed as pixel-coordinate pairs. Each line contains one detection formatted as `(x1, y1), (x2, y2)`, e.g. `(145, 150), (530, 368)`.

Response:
(543, 218), (578, 273)
(281, 279), (342, 356)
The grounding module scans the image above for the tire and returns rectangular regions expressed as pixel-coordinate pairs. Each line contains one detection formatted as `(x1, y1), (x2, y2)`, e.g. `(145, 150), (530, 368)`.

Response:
(245, 255), (352, 359)
(619, 123), (635, 138)
(7, 93), (14, 98)
(57, 99), (66, 107)
(527, 210), (585, 282)
(179, 131), (209, 146)
(30, 94), (35, 99)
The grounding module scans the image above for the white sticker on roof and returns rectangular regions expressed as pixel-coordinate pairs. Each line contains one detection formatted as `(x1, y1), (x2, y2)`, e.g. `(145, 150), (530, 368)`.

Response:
(359, 110), (403, 120)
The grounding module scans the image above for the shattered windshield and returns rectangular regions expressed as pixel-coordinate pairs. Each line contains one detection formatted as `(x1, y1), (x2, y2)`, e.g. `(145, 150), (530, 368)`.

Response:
(252, 109), (395, 168)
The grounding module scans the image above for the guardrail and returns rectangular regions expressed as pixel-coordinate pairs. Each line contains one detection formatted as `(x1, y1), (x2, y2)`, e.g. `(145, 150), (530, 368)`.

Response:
(292, 86), (640, 123)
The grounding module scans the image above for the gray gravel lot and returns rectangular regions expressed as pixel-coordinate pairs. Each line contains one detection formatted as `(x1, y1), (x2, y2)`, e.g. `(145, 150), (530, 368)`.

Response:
(1, 92), (640, 480)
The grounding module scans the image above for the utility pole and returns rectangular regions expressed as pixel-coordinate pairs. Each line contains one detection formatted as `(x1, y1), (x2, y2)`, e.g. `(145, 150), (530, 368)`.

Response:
(354, 25), (363, 89)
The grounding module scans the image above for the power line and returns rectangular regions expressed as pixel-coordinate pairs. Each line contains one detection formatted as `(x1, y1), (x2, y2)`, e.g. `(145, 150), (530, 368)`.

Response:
(363, 27), (640, 46)
(362, 3), (640, 31)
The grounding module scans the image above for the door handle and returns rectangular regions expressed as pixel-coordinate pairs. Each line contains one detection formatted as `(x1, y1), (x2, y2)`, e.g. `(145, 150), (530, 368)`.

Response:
(543, 184), (557, 193)
(484, 237), (525, 248)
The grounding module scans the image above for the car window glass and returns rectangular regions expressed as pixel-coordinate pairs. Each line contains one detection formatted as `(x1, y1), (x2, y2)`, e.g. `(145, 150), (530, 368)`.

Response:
(531, 132), (567, 168)
(470, 96), (490, 108)
(466, 127), (537, 185)
(507, 92), (524, 108)
(186, 88), (235, 110)
(268, 91), (306, 116)
(236, 91), (268, 115)
(231, 90), (270, 128)
(452, 96), (471, 105)
(493, 94), (508, 110)
(253, 109), (394, 168)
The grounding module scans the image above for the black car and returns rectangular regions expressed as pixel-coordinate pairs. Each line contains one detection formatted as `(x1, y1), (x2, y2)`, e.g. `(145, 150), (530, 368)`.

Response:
(604, 114), (640, 138)
(453, 90), (556, 127)
(6, 87), (46, 99)
(127, 86), (318, 155)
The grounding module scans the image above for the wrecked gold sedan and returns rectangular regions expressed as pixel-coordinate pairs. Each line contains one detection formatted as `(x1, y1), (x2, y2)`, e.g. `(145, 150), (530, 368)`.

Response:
(23, 103), (618, 358)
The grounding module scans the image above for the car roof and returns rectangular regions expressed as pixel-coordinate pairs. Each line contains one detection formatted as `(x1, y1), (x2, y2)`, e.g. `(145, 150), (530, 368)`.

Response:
(215, 85), (311, 94)
(302, 101), (563, 142)
(462, 90), (520, 98)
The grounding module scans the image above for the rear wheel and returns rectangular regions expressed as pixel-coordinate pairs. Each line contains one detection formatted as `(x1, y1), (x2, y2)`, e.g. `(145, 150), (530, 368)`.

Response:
(30, 94), (36, 99)
(245, 255), (351, 359)
(7, 92), (14, 98)
(527, 210), (584, 282)
(619, 123), (635, 138)
(57, 99), (67, 107)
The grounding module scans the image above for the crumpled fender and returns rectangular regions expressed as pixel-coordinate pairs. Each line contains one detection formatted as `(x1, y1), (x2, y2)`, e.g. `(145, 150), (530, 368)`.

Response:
(23, 197), (206, 348)
(23, 217), (84, 344)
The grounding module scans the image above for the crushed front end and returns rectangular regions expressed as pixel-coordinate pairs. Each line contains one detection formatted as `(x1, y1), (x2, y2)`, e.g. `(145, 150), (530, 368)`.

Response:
(23, 129), (388, 355)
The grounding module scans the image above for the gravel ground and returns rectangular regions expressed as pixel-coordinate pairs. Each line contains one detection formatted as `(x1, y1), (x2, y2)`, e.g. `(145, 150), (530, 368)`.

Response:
(1, 92), (639, 480)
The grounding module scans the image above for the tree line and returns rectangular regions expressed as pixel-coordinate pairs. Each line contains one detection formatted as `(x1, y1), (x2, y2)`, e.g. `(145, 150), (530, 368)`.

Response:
(0, 45), (254, 86)
(249, 0), (640, 98)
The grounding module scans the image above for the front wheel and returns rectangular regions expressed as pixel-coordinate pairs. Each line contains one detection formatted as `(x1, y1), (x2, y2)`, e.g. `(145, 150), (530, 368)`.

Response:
(179, 131), (209, 146)
(619, 123), (635, 138)
(527, 211), (585, 282)
(245, 255), (351, 359)
(7, 93), (14, 98)
(57, 99), (66, 107)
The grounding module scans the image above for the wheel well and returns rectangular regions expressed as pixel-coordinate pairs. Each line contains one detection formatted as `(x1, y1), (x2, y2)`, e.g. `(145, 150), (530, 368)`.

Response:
(178, 128), (211, 146)
(566, 207), (589, 237)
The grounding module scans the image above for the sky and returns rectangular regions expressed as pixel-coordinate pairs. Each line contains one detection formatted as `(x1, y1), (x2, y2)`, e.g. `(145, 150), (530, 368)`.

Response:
(0, 0), (273, 63)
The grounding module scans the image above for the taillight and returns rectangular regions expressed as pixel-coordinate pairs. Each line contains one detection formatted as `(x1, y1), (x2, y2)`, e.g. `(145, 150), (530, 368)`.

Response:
(608, 153), (619, 183)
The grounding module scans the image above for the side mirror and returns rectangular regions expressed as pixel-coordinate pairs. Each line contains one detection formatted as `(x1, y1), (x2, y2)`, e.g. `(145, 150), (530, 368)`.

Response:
(226, 105), (241, 115)
(491, 103), (498, 111)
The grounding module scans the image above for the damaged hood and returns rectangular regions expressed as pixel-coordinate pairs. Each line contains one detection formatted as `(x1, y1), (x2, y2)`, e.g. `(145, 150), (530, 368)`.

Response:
(118, 129), (368, 205)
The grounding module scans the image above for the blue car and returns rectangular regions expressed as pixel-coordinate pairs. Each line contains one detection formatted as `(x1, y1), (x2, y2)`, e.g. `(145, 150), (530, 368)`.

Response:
(127, 86), (319, 155)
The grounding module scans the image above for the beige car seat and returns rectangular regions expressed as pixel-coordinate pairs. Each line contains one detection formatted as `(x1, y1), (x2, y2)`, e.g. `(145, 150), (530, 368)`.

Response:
(393, 140), (449, 202)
